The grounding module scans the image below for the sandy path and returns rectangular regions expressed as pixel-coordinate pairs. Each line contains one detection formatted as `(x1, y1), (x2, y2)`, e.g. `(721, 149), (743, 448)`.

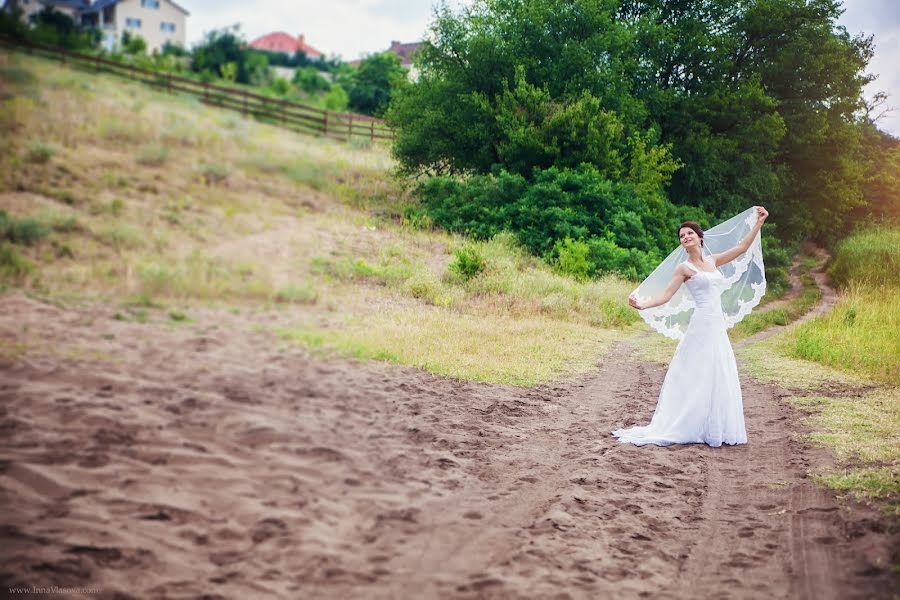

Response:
(0, 292), (896, 599)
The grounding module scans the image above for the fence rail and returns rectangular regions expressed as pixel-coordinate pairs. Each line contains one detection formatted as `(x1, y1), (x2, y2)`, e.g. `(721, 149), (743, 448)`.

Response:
(0, 36), (395, 143)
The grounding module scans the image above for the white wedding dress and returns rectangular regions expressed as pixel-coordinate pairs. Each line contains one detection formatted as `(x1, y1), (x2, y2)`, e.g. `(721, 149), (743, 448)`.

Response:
(612, 255), (748, 447)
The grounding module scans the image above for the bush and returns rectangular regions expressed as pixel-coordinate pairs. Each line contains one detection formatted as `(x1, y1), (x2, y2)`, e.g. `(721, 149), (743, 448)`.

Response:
(554, 237), (590, 281)
(0, 242), (33, 279)
(416, 164), (702, 280)
(293, 66), (330, 94)
(324, 84), (348, 111)
(0, 210), (49, 245)
(449, 245), (486, 280)
(135, 144), (169, 166)
(26, 140), (56, 164)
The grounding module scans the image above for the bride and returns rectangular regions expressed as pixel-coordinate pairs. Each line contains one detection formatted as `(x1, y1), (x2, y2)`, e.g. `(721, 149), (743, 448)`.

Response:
(612, 206), (769, 447)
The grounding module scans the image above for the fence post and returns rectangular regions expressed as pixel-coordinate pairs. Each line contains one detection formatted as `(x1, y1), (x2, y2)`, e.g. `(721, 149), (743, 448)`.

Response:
(324, 112), (328, 137)
(166, 72), (172, 94)
(347, 114), (352, 140)
(370, 119), (374, 142)
(242, 90), (247, 115)
(203, 81), (208, 104)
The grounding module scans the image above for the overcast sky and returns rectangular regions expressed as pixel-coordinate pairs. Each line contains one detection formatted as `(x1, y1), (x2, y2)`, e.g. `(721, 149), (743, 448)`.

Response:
(184, 0), (900, 136)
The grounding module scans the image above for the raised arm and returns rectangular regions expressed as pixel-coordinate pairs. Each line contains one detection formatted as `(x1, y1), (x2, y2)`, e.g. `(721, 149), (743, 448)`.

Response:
(712, 206), (768, 267)
(629, 265), (689, 310)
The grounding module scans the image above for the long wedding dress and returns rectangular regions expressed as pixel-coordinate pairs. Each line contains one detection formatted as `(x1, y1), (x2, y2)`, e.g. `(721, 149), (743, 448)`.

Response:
(612, 254), (748, 447)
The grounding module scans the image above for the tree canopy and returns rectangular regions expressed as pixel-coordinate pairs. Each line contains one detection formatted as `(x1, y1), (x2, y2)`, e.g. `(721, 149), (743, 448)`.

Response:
(386, 0), (886, 242)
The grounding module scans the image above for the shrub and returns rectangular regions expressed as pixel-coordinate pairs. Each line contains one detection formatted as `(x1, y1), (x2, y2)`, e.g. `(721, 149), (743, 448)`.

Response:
(554, 237), (591, 281)
(0, 242), (33, 278)
(135, 145), (169, 166)
(449, 245), (486, 280)
(293, 66), (330, 94)
(273, 282), (317, 304)
(199, 163), (229, 184)
(0, 210), (49, 245)
(26, 140), (56, 164)
(417, 164), (705, 280)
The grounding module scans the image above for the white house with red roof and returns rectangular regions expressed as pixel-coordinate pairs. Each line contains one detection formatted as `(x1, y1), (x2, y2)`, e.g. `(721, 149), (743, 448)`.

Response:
(248, 32), (323, 60)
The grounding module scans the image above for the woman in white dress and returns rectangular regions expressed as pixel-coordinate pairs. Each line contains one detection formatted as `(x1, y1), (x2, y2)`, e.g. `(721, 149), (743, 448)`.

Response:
(612, 206), (769, 447)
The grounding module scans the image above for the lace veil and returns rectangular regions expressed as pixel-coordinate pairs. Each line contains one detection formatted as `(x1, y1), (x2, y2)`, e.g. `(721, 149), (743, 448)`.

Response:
(632, 207), (766, 340)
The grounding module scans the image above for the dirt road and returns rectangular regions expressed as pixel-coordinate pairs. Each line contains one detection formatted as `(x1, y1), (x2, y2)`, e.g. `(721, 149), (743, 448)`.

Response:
(0, 292), (896, 599)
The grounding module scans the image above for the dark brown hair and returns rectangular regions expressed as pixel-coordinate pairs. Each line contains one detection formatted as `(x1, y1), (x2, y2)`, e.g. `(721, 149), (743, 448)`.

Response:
(678, 221), (704, 246)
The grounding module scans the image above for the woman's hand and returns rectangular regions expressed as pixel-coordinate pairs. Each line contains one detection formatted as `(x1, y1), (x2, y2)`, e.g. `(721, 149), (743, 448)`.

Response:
(755, 206), (769, 223)
(628, 294), (644, 310)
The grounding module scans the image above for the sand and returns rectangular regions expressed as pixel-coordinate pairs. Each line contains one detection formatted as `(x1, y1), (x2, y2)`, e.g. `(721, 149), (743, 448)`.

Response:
(0, 292), (896, 599)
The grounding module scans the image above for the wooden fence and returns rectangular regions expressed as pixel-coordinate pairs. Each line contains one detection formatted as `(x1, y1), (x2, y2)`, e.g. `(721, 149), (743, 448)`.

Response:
(0, 36), (394, 143)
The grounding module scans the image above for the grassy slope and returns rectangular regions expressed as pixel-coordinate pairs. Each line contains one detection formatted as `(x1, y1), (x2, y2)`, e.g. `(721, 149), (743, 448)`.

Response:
(0, 50), (639, 386)
(740, 229), (900, 515)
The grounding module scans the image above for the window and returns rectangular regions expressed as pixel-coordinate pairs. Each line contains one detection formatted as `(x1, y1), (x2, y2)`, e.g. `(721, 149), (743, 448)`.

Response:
(160, 22), (176, 33)
(125, 18), (141, 29)
(141, 0), (160, 8)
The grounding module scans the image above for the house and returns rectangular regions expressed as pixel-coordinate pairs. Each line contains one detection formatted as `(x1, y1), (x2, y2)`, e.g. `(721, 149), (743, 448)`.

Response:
(386, 40), (422, 69)
(350, 40), (423, 80)
(3, 0), (90, 22)
(248, 32), (323, 60)
(80, 0), (188, 52)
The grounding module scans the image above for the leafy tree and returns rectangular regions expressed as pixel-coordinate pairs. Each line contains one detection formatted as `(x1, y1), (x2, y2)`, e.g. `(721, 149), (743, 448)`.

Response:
(388, 0), (878, 243)
(293, 66), (330, 94)
(191, 25), (271, 85)
(28, 7), (98, 50)
(121, 30), (147, 55)
(346, 52), (408, 116)
(324, 84), (349, 111)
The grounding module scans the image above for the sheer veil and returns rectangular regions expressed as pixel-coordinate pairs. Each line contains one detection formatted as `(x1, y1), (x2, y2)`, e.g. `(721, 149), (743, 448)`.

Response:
(632, 207), (766, 340)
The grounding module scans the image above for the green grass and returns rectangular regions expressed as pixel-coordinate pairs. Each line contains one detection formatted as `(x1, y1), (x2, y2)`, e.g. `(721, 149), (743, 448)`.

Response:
(780, 228), (900, 386)
(730, 275), (821, 341)
(737, 334), (871, 391)
(276, 310), (618, 386)
(827, 226), (900, 288)
(783, 285), (899, 385)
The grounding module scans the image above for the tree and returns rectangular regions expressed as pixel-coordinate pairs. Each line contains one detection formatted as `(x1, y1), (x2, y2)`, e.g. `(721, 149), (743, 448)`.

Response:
(346, 52), (408, 116)
(387, 0), (877, 241)
(191, 25), (271, 85)
(121, 30), (147, 55)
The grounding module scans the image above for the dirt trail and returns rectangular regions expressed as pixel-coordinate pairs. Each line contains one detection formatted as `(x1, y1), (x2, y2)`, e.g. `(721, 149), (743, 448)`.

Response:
(0, 289), (896, 599)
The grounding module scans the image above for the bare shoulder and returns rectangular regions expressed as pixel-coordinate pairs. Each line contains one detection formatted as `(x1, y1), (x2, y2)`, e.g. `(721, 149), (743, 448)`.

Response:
(674, 262), (691, 280)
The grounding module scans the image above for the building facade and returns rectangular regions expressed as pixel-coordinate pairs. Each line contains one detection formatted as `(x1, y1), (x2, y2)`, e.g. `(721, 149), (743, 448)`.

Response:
(80, 0), (188, 52)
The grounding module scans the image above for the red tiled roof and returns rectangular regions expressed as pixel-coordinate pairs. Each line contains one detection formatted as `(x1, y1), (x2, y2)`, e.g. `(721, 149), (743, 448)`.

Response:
(387, 40), (423, 66)
(248, 32), (323, 58)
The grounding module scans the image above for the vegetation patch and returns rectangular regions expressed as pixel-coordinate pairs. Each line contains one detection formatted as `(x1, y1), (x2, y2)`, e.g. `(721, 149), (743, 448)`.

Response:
(788, 390), (899, 515)
(277, 309), (617, 386)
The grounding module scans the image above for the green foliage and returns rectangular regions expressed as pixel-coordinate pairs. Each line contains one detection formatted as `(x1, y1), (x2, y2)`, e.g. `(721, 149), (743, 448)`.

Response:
(135, 144), (169, 166)
(268, 76), (291, 96)
(553, 237), (591, 281)
(387, 0), (878, 243)
(449, 245), (486, 280)
(29, 8), (99, 50)
(293, 66), (330, 94)
(324, 84), (348, 111)
(191, 26), (271, 86)
(827, 226), (900, 289)
(25, 140), (56, 164)
(416, 165), (703, 279)
(0, 210), (50, 246)
(0, 242), (33, 279)
(344, 52), (407, 116)
(121, 30), (147, 55)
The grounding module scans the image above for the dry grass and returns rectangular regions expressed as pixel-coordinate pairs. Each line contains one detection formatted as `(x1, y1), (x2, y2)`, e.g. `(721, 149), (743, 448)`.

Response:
(0, 51), (639, 385)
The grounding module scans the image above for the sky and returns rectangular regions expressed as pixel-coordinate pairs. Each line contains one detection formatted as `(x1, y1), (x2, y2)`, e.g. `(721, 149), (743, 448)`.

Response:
(183, 0), (900, 136)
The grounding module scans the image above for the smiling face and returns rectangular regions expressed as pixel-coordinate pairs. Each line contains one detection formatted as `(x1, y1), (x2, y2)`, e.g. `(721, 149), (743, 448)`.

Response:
(679, 226), (702, 249)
